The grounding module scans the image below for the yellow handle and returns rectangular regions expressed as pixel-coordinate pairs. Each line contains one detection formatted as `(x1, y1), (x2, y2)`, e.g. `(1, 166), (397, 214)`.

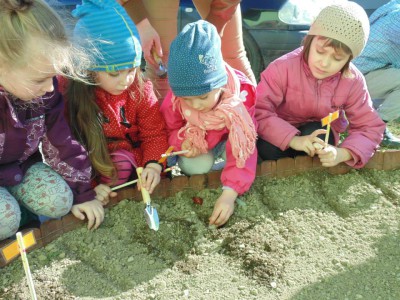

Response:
(136, 167), (151, 205)
(152, 49), (162, 65)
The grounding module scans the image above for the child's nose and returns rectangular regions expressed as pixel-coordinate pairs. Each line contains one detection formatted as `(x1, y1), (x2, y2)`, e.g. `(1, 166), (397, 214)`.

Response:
(42, 78), (54, 93)
(320, 56), (330, 67)
(190, 100), (202, 110)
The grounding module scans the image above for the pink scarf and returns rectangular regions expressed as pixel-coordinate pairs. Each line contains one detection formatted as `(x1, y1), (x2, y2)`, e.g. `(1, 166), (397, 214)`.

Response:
(172, 65), (256, 168)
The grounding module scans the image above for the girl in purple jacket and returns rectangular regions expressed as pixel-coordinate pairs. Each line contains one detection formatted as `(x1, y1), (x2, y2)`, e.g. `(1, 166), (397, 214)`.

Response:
(256, 2), (385, 168)
(160, 21), (257, 227)
(0, 0), (115, 241)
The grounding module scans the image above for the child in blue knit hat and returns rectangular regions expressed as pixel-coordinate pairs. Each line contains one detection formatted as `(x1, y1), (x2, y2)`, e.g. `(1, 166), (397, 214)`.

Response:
(160, 20), (258, 227)
(61, 0), (169, 194)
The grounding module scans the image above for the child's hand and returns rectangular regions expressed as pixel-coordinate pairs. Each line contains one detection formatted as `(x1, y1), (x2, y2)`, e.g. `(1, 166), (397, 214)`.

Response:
(289, 129), (326, 157)
(181, 139), (202, 157)
(139, 163), (162, 193)
(94, 184), (117, 206)
(316, 145), (352, 167)
(71, 200), (105, 230)
(209, 189), (238, 227)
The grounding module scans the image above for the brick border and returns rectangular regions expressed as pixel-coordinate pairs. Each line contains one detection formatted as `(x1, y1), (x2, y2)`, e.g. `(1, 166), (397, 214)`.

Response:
(1, 149), (400, 267)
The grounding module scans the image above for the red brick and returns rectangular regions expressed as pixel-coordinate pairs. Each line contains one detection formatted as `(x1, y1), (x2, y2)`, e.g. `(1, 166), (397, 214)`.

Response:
(312, 156), (323, 169)
(365, 150), (385, 170)
(259, 160), (277, 178)
(383, 149), (400, 170)
(31, 228), (43, 249)
(276, 157), (295, 177)
(152, 178), (170, 199)
(207, 170), (222, 189)
(170, 175), (189, 195)
(189, 174), (206, 190)
(116, 187), (137, 202)
(255, 163), (261, 176)
(40, 219), (64, 246)
(61, 213), (84, 233)
(294, 156), (313, 174)
(106, 193), (122, 208)
(327, 163), (351, 175)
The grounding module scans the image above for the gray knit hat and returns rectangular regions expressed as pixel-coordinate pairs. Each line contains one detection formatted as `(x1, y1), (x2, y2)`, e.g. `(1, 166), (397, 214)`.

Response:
(308, 1), (370, 58)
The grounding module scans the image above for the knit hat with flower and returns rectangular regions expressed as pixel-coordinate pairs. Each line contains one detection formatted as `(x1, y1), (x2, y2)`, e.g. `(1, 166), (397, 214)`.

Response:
(308, 1), (370, 58)
(72, 0), (142, 71)
(168, 20), (227, 97)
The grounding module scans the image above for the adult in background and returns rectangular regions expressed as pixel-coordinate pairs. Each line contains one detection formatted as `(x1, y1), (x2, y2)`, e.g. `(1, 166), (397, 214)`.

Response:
(353, 0), (400, 148)
(118, 0), (256, 101)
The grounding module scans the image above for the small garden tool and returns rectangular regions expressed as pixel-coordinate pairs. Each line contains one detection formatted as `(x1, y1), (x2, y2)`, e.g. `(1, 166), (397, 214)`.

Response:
(152, 50), (167, 78)
(136, 167), (159, 231)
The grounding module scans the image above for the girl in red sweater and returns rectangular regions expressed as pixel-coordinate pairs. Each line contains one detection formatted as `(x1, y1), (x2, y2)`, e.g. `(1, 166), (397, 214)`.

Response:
(62, 0), (168, 194)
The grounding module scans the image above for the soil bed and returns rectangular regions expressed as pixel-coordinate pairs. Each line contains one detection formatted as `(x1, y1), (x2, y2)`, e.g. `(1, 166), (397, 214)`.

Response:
(0, 168), (399, 300)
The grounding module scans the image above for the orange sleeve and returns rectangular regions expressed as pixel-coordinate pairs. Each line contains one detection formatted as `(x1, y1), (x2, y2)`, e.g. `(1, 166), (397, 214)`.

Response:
(121, 0), (148, 25)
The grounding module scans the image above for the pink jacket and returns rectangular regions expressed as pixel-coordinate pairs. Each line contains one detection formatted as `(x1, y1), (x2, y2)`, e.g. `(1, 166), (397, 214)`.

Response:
(160, 67), (257, 194)
(256, 47), (385, 168)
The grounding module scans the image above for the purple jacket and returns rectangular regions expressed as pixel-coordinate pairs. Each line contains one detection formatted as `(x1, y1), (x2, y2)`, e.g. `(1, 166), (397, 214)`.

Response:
(256, 47), (385, 168)
(0, 78), (95, 204)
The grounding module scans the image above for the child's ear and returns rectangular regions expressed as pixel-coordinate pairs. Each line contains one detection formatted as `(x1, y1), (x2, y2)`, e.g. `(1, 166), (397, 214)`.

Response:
(88, 71), (97, 83)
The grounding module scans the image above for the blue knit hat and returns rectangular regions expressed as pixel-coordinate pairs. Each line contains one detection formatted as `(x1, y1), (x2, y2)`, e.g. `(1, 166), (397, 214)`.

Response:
(168, 20), (227, 97)
(72, 0), (142, 72)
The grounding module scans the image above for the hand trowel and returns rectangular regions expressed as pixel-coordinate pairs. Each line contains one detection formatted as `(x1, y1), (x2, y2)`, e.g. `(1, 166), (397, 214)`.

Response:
(136, 167), (159, 231)
(152, 50), (167, 78)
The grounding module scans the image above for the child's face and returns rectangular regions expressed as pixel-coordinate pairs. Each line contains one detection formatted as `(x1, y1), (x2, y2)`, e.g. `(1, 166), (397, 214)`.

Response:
(95, 68), (136, 95)
(181, 88), (222, 113)
(0, 54), (56, 101)
(308, 36), (351, 80)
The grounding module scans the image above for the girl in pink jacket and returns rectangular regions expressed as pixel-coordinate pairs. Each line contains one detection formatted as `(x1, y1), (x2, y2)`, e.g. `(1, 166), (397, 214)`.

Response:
(160, 21), (257, 227)
(256, 2), (385, 169)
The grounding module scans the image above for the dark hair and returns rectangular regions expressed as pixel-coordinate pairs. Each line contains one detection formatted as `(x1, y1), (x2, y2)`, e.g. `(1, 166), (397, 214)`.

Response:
(302, 35), (353, 78)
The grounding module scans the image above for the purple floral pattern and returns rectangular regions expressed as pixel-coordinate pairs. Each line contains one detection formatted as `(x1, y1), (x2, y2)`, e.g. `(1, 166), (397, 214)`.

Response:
(19, 115), (45, 162)
(0, 133), (4, 161)
(41, 136), (92, 184)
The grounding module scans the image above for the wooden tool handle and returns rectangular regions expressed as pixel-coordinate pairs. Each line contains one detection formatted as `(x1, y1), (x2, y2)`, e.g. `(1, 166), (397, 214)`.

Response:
(136, 167), (151, 204)
(111, 179), (138, 191)
(161, 149), (189, 158)
(152, 49), (162, 65)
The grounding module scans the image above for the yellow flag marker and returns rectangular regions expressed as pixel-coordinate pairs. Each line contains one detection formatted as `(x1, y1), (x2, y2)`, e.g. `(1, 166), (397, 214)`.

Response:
(321, 110), (339, 127)
(321, 110), (339, 144)
(158, 146), (174, 164)
(1, 230), (36, 263)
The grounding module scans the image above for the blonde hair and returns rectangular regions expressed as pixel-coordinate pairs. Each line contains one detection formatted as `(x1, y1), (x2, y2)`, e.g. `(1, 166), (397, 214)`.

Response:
(302, 35), (354, 78)
(0, 0), (90, 79)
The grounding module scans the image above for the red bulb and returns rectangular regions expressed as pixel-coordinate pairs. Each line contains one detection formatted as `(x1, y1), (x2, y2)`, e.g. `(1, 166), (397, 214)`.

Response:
(192, 196), (203, 205)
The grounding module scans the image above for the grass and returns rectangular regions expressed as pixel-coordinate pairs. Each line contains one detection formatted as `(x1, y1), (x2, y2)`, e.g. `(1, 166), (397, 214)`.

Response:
(387, 120), (400, 137)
